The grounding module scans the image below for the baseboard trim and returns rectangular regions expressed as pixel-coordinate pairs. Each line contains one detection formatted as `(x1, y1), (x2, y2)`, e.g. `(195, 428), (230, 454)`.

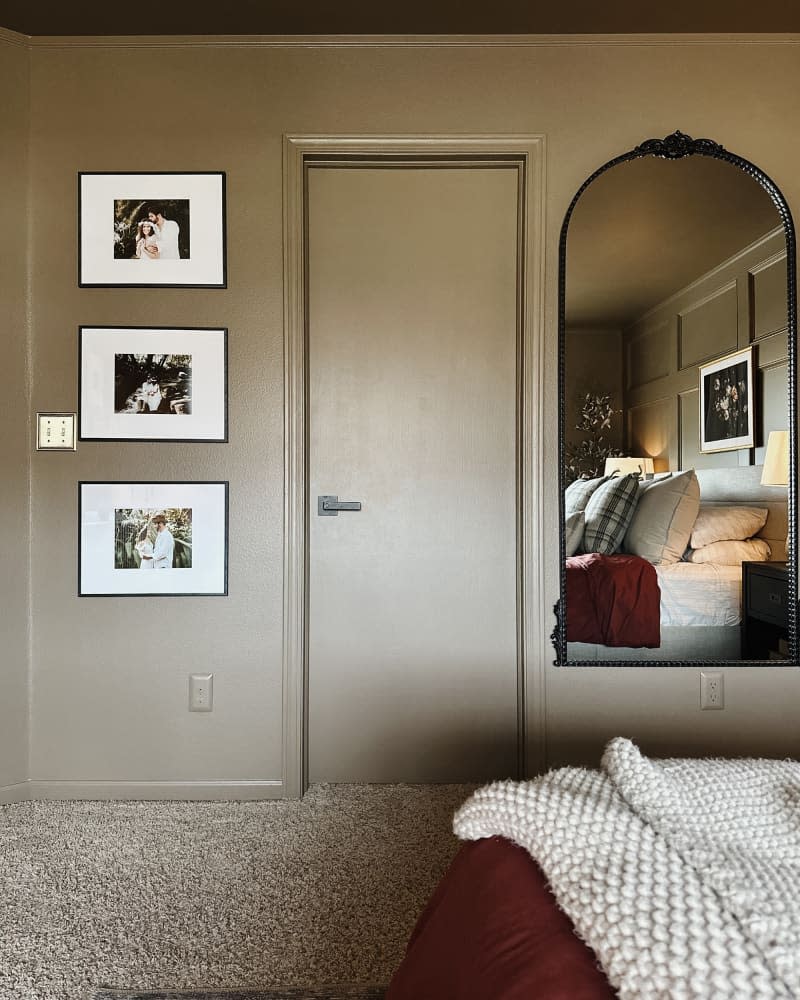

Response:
(0, 781), (31, 804)
(28, 779), (284, 801)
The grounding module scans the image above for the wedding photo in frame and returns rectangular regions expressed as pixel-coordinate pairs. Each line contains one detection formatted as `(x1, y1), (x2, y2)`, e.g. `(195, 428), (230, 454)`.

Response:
(79, 326), (228, 442)
(79, 481), (229, 597)
(699, 346), (755, 453)
(78, 172), (226, 287)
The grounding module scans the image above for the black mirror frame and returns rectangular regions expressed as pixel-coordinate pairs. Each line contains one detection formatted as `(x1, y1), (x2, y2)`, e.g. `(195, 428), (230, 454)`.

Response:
(553, 130), (798, 667)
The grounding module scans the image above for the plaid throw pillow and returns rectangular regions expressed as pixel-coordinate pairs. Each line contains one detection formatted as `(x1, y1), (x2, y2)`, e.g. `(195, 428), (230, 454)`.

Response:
(583, 473), (641, 554)
(564, 475), (610, 519)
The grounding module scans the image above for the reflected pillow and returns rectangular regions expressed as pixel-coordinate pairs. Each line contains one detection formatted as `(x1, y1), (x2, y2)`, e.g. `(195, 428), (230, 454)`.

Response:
(583, 473), (640, 555)
(685, 538), (771, 565)
(565, 510), (585, 557)
(623, 469), (700, 565)
(690, 506), (768, 548)
(564, 475), (610, 519)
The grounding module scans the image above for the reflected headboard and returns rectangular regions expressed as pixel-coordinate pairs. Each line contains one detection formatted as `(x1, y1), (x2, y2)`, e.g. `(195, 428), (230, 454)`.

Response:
(693, 466), (788, 560)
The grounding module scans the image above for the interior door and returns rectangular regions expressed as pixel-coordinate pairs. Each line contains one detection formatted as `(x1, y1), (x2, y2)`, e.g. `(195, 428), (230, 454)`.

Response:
(307, 163), (520, 782)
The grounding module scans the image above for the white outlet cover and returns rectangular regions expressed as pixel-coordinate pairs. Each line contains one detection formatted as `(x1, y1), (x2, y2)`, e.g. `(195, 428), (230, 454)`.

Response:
(700, 671), (724, 710)
(189, 673), (214, 712)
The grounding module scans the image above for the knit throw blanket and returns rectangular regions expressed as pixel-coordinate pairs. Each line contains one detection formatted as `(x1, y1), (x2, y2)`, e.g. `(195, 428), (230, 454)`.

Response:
(453, 738), (800, 999)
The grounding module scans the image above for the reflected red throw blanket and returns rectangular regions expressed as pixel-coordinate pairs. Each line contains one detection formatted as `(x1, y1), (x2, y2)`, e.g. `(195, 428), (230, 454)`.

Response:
(567, 552), (660, 647)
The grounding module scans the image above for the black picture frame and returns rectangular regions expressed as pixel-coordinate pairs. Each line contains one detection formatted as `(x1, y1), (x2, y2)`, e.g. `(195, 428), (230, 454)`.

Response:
(78, 171), (227, 288)
(78, 481), (229, 597)
(78, 326), (228, 442)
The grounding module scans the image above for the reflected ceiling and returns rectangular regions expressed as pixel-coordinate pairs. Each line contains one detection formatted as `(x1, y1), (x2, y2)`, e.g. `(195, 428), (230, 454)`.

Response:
(565, 156), (780, 329)
(2, 0), (800, 35)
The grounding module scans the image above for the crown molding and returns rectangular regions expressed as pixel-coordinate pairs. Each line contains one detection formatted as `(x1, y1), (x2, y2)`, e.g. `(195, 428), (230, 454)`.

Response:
(628, 225), (786, 330)
(23, 31), (800, 49)
(0, 25), (30, 46)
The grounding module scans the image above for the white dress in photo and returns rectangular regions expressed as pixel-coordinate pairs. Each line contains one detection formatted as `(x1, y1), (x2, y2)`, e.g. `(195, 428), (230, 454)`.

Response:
(135, 538), (155, 569)
(135, 231), (161, 261)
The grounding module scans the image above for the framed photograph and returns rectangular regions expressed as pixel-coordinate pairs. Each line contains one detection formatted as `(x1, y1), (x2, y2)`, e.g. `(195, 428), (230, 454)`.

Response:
(79, 326), (228, 442)
(78, 172), (226, 287)
(79, 481), (228, 596)
(699, 346), (755, 453)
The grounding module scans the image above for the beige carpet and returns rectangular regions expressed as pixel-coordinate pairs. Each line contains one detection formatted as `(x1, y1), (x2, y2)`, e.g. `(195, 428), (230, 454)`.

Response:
(0, 784), (474, 1000)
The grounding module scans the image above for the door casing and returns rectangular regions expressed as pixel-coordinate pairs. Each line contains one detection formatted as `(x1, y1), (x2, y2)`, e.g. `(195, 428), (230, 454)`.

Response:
(282, 134), (547, 796)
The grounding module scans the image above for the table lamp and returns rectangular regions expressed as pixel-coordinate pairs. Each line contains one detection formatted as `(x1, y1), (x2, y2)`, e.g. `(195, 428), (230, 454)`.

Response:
(760, 430), (789, 560)
(603, 456), (655, 480)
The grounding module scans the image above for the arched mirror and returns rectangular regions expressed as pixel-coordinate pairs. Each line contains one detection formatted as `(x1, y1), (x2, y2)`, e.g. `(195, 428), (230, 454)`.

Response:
(554, 131), (797, 666)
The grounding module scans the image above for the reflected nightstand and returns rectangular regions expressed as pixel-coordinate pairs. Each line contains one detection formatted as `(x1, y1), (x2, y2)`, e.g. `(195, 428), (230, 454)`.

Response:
(741, 560), (789, 660)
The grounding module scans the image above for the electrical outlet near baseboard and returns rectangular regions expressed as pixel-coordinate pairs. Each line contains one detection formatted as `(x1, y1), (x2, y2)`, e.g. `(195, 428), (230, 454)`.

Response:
(189, 673), (214, 712)
(700, 671), (724, 710)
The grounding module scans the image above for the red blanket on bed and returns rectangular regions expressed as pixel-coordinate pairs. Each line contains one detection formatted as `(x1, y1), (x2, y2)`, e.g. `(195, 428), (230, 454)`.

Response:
(387, 837), (617, 999)
(567, 553), (661, 648)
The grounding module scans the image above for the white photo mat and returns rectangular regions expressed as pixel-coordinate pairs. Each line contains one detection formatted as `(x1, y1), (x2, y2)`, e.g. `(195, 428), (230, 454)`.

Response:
(79, 482), (228, 596)
(79, 326), (227, 441)
(79, 172), (226, 287)
(699, 346), (755, 453)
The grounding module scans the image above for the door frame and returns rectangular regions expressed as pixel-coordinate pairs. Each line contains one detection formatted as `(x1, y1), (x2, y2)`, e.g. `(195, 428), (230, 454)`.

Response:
(282, 134), (547, 796)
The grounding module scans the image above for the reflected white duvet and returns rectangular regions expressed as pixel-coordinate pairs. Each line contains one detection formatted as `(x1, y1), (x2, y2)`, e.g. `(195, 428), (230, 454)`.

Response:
(656, 562), (742, 627)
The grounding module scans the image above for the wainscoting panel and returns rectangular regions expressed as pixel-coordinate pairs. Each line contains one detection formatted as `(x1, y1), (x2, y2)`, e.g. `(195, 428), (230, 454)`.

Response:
(678, 282), (738, 370)
(627, 319), (672, 390)
(751, 252), (789, 342)
(679, 388), (740, 471)
(627, 397), (675, 470)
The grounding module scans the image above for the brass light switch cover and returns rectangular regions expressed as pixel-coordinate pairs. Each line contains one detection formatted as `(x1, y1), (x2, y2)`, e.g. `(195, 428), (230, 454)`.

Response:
(36, 412), (77, 451)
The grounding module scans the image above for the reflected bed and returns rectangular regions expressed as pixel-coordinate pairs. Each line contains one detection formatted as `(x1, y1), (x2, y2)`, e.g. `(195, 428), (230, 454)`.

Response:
(565, 467), (787, 663)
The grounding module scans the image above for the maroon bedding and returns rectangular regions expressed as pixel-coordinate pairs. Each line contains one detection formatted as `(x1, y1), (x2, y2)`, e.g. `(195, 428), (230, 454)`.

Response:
(566, 552), (661, 647)
(387, 836), (617, 999)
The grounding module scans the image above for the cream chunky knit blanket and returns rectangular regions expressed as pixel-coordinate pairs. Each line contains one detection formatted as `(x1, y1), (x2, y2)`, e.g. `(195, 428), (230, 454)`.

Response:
(453, 738), (800, 1000)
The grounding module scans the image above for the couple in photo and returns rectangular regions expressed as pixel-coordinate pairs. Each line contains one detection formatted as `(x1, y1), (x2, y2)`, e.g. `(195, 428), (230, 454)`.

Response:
(133, 205), (180, 261)
(134, 514), (175, 569)
(131, 373), (190, 414)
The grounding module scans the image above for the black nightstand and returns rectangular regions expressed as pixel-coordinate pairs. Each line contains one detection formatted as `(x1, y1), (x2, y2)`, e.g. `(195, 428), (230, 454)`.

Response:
(741, 560), (789, 659)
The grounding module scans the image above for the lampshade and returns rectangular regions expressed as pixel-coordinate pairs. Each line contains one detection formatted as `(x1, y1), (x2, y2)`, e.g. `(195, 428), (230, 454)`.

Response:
(603, 456), (655, 480)
(761, 430), (789, 487)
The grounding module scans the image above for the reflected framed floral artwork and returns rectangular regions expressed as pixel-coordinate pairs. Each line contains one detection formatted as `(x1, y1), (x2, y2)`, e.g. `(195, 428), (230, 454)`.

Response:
(699, 346), (755, 453)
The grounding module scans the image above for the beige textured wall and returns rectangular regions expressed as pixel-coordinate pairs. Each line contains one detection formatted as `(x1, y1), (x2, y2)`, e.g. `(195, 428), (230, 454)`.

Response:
(22, 36), (800, 787)
(0, 31), (30, 795)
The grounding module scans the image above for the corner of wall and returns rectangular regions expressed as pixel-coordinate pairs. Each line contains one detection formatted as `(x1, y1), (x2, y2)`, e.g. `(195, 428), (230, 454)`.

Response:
(0, 27), (33, 794)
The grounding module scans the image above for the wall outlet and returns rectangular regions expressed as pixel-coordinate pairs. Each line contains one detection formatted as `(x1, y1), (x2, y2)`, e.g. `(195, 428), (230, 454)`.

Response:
(189, 673), (214, 712)
(700, 671), (724, 710)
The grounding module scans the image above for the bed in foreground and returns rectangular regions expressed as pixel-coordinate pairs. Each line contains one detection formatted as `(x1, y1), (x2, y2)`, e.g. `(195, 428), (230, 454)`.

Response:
(386, 739), (800, 999)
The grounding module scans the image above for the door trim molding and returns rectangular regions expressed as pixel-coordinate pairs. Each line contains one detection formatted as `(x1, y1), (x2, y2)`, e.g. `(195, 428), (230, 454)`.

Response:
(282, 134), (547, 796)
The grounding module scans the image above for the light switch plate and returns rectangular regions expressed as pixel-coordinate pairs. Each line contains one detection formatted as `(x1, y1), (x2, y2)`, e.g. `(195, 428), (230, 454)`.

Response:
(36, 412), (76, 451)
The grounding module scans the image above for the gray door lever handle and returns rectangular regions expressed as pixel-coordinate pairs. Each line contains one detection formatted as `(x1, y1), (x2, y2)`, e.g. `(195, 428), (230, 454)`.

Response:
(318, 495), (362, 516)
